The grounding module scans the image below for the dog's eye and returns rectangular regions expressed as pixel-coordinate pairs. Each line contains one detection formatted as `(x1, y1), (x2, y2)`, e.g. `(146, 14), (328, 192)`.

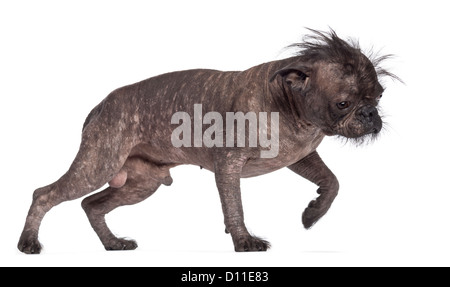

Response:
(377, 94), (383, 101)
(337, 101), (350, 109)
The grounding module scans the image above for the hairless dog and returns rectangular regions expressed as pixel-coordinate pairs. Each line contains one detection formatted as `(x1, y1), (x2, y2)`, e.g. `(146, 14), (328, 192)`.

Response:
(18, 29), (398, 253)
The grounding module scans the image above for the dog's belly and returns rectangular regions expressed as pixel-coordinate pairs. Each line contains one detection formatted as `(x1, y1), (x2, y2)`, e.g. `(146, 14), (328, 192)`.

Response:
(128, 141), (318, 179)
(128, 143), (216, 170)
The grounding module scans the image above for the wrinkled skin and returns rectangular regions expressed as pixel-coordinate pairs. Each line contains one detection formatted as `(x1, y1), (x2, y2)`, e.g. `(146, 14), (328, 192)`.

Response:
(18, 31), (388, 254)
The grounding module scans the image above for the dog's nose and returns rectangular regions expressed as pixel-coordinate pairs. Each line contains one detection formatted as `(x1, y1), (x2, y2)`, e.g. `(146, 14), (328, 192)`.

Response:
(358, 105), (382, 134)
(359, 105), (378, 121)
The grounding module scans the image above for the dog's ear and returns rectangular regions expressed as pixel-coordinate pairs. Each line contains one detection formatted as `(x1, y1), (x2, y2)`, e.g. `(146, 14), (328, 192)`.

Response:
(270, 63), (311, 92)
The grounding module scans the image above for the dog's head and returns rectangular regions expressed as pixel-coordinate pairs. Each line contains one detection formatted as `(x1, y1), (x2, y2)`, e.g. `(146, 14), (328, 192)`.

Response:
(272, 29), (400, 143)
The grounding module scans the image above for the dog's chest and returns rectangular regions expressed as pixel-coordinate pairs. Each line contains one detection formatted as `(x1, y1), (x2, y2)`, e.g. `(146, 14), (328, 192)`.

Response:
(240, 130), (324, 178)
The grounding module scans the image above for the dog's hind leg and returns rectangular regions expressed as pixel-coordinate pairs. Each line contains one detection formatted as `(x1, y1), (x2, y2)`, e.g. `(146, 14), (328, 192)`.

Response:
(82, 157), (173, 251)
(18, 111), (138, 254)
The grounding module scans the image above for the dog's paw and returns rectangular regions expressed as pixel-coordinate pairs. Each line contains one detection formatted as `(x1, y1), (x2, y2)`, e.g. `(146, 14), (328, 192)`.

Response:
(104, 238), (138, 251)
(234, 235), (270, 252)
(18, 231), (42, 254)
(302, 195), (336, 229)
(302, 203), (328, 229)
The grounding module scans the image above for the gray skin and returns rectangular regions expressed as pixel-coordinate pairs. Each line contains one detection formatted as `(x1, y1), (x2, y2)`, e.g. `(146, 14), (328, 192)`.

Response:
(18, 31), (387, 253)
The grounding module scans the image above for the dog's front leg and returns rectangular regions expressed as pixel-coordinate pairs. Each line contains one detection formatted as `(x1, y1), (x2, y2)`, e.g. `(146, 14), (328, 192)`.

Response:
(288, 150), (339, 229)
(214, 153), (269, 252)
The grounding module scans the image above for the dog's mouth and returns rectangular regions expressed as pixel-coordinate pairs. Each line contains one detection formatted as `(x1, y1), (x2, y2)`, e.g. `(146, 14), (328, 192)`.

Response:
(330, 108), (381, 139)
(332, 115), (383, 145)
(331, 104), (382, 138)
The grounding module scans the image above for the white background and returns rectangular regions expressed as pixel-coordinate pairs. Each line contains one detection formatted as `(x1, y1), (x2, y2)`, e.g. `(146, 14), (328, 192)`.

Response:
(1, 0), (449, 267)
